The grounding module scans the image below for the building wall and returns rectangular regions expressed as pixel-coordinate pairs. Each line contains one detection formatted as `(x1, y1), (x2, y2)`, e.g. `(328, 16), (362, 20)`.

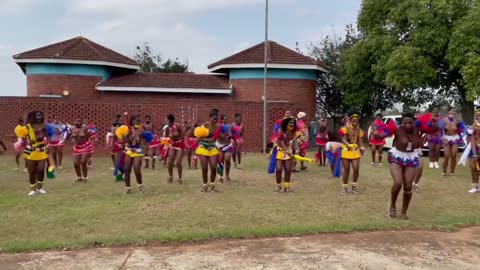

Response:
(0, 97), (310, 154)
(27, 74), (103, 98)
(230, 69), (318, 80)
(26, 63), (112, 80)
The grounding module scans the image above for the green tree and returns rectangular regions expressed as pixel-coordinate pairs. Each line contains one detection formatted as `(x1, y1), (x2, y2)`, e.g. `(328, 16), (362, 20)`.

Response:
(341, 0), (477, 121)
(135, 42), (189, 73)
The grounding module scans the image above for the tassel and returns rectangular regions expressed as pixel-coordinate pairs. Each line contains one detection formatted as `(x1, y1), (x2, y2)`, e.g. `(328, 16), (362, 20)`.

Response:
(113, 152), (125, 177)
(458, 143), (471, 167)
(217, 161), (224, 175)
(46, 158), (55, 179)
(268, 147), (278, 174)
(293, 154), (314, 163)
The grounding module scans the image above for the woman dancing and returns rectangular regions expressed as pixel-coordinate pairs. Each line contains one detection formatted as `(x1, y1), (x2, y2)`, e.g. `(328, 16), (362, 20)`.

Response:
(195, 112), (220, 192)
(369, 113), (386, 167)
(316, 112), (329, 166)
(142, 115), (160, 169)
(459, 108), (480, 193)
(71, 118), (96, 183)
(338, 112), (365, 195)
(427, 106), (443, 169)
(441, 107), (466, 176)
(185, 120), (199, 169)
(24, 111), (50, 195)
(232, 113), (244, 169)
(269, 116), (297, 193)
(49, 115), (67, 170)
(116, 113), (154, 194)
(216, 116), (234, 182)
(295, 112), (309, 171)
(165, 114), (185, 184)
(376, 112), (425, 220)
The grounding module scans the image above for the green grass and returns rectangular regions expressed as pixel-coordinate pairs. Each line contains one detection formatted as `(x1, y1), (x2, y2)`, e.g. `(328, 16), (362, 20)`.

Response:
(1, 151), (480, 252)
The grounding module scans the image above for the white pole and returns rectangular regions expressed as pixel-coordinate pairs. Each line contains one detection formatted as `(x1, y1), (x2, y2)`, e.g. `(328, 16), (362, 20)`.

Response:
(263, 0), (269, 153)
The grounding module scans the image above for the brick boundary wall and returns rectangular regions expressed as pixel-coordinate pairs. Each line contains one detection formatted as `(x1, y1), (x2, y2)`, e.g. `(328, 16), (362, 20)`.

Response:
(0, 97), (312, 155)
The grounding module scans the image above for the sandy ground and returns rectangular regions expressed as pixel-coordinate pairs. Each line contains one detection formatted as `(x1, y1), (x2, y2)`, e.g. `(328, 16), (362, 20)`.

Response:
(2, 227), (480, 270)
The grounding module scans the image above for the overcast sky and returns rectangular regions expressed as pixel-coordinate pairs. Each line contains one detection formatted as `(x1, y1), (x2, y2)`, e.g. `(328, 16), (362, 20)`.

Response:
(0, 0), (360, 96)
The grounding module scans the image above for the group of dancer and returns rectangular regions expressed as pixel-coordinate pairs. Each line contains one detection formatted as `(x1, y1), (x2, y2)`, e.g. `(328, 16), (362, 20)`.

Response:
(13, 109), (245, 195)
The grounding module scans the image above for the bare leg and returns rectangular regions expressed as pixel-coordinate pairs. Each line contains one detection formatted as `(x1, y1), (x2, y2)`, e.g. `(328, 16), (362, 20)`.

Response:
(187, 148), (192, 169)
(151, 147), (157, 169)
(52, 147), (58, 167)
(175, 149), (184, 182)
(80, 153), (91, 181)
(442, 144), (451, 175)
(27, 160), (37, 193)
(35, 160), (46, 190)
(218, 151), (225, 181)
(401, 167), (416, 218)
(275, 160), (284, 191)
(224, 152), (232, 181)
(371, 145), (376, 165)
(73, 155), (82, 180)
(143, 145), (150, 169)
(428, 143), (435, 163)
(377, 147), (383, 164)
(342, 159), (350, 185)
(58, 145), (63, 168)
(434, 144), (442, 163)
(208, 156), (218, 191)
(133, 157), (143, 191)
(389, 163), (403, 218)
(123, 155), (133, 192)
(351, 159), (360, 194)
(450, 144), (459, 174)
(284, 159), (293, 191)
(199, 155), (208, 190)
(167, 147), (176, 182)
(15, 152), (20, 168)
(469, 158), (479, 191)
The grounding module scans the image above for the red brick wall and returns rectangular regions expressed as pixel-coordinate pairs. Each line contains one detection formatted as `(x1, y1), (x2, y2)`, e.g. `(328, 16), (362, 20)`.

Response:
(27, 75), (102, 98)
(0, 97), (309, 154)
(232, 79), (317, 119)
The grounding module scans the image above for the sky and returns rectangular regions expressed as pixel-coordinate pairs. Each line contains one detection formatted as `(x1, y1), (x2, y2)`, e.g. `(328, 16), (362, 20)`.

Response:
(0, 0), (361, 96)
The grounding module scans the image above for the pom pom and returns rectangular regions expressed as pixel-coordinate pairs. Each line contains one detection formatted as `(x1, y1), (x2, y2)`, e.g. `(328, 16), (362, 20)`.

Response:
(221, 124), (229, 134)
(141, 131), (154, 143)
(15, 126), (28, 138)
(338, 127), (347, 136)
(194, 126), (209, 138)
(115, 125), (129, 140)
(46, 124), (55, 138)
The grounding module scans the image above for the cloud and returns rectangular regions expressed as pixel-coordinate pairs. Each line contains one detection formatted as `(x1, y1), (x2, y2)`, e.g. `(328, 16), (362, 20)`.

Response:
(0, 0), (41, 14)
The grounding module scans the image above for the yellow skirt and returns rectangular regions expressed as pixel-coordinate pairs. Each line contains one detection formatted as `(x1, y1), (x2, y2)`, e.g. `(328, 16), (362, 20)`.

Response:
(25, 151), (48, 161)
(341, 145), (361, 160)
(195, 145), (219, 157)
(126, 148), (144, 158)
(270, 145), (292, 161)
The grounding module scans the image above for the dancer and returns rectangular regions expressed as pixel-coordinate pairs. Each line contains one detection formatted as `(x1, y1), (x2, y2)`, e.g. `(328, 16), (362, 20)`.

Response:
(216, 116), (234, 182)
(316, 112), (329, 166)
(369, 113), (386, 167)
(376, 112), (425, 220)
(116, 113), (154, 194)
(413, 146), (424, 193)
(165, 114), (185, 184)
(14, 117), (28, 171)
(195, 112), (220, 192)
(49, 115), (67, 170)
(185, 120), (199, 169)
(232, 113), (243, 169)
(71, 118), (96, 183)
(338, 112), (365, 195)
(106, 115), (121, 168)
(459, 109), (480, 193)
(441, 107), (466, 176)
(325, 140), (343, 178)
(268, 116), (297, 192)
(427, 106), (443, 169)
(24, 111), (50, 195)
(142, 115), (160, 169)
(295, 112), (309, 171)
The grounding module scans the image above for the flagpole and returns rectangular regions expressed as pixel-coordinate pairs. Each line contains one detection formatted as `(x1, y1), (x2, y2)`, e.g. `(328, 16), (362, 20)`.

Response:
(263, 0), (269, 153)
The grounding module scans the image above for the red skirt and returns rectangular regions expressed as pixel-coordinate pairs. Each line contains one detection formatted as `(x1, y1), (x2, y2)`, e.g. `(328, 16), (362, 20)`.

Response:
(73, 140), (94, 156)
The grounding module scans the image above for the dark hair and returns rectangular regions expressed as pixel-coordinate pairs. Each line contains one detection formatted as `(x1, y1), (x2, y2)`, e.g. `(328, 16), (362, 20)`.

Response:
(448, 106), (455, 111)
(234, 113), (241, 118)
(281, 117), (297, 133)
(130, 115), (140, 126)
(27, 111), (44, 124)
(210, 112), (219, 118)
(401, 112), (415, 120)
(145, 115), (151, 119)
(221, 114), (227, 120)
(167, 114), (175, 122)
(211, 108), (219, 114)
(347, 109), (360, 118)
(376, 113), (383, 118)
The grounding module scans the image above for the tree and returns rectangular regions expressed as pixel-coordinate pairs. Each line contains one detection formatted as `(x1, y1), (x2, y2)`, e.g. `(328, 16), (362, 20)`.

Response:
(341, 0), (477, 121)
(308, 25), (360, 121)
(134, 42), (189, 73)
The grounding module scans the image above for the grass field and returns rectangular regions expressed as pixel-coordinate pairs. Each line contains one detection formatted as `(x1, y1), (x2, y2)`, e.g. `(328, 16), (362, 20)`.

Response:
(1, 151), (480, 253)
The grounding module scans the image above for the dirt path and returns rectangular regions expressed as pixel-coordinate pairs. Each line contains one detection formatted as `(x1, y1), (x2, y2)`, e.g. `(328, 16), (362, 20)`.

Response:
(2, 227), (480, 270)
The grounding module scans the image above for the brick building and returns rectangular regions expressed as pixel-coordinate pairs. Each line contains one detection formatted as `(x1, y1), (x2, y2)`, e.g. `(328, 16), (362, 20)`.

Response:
(1, 36), (327, 152)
